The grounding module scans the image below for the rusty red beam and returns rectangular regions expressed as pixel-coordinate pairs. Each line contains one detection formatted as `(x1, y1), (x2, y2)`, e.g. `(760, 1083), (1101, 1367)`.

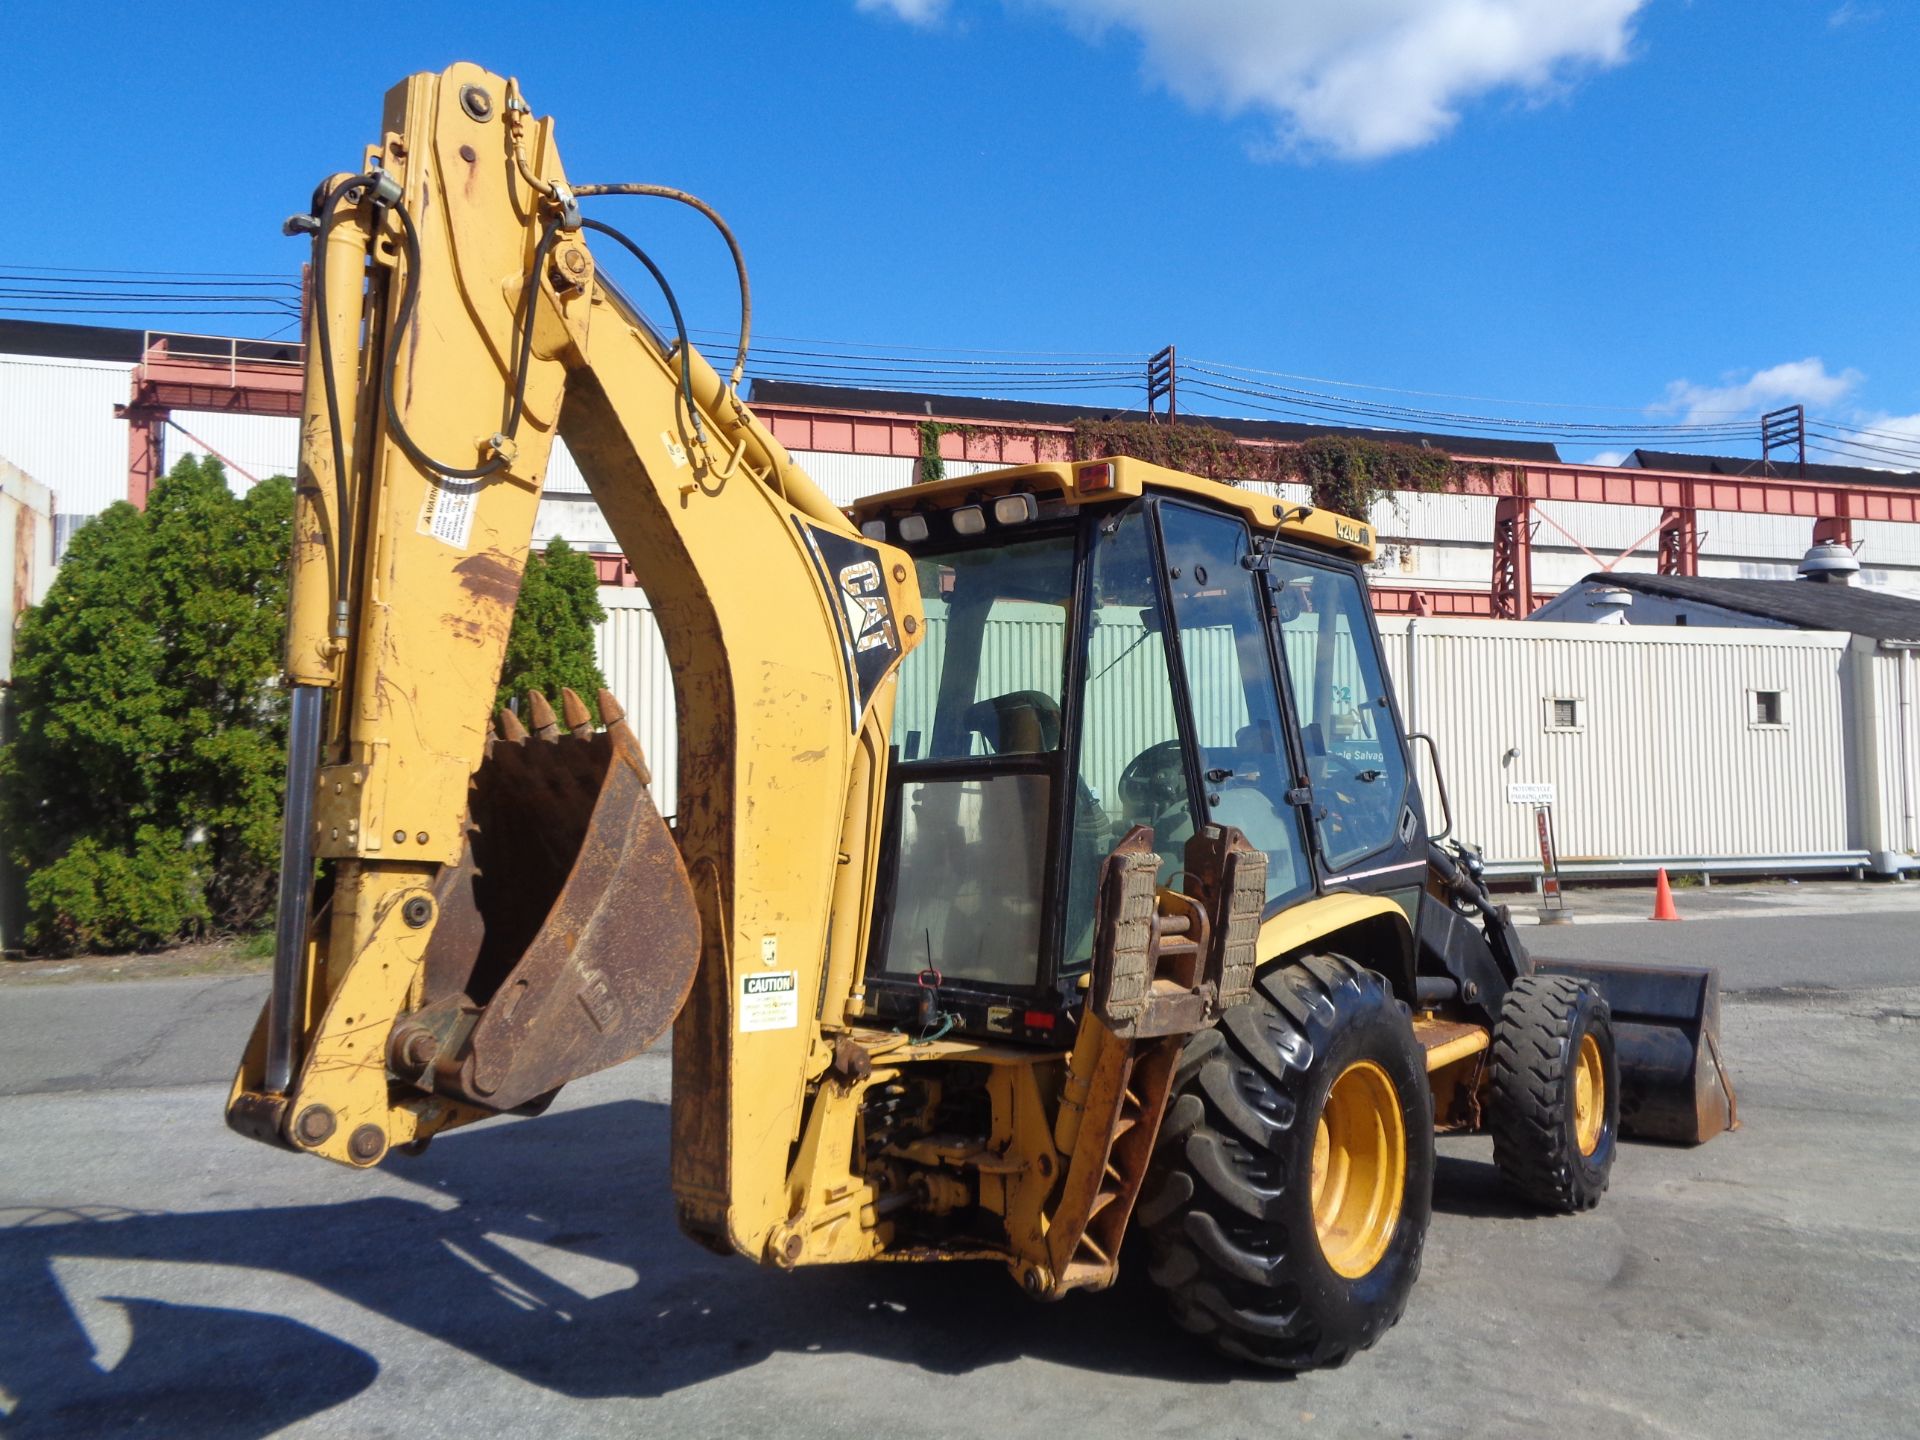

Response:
(120, 343), (307, 505)
(753, 401), (1920, 524)
(129, 356), (303, 418)
(761, 405), (1074, 467)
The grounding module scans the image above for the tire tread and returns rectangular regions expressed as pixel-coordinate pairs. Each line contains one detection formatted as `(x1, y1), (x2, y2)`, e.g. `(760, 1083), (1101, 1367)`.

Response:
(1141, 955), (1428, 1370)
(1487, 973), (1611, 1213)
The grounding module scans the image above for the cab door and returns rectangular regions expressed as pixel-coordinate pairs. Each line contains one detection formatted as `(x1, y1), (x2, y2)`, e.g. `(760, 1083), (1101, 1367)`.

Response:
(1262, 549), (1427, 905)
(1154, 503), (1315, 909)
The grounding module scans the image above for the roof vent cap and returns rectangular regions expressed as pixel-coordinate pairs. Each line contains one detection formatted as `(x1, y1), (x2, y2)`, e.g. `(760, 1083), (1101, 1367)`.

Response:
(1798, 540), (1860, 584)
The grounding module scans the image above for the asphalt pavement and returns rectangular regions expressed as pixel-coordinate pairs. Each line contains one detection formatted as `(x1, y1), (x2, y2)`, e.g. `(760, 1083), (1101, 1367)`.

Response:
(2, 887), (1917, 1439)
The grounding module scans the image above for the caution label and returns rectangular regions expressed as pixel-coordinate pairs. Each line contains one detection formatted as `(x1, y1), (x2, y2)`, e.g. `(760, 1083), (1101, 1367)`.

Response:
(740, 970), (799, 1033)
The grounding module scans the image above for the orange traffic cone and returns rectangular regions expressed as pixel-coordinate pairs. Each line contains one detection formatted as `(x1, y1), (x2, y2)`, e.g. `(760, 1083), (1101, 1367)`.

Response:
(1651, 867), (1682, 921)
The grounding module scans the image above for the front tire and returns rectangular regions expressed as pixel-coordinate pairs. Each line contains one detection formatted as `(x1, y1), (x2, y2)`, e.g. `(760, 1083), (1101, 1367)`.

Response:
(1138, 955), (1434, 1370)
(1487, 973), (1619, 1213)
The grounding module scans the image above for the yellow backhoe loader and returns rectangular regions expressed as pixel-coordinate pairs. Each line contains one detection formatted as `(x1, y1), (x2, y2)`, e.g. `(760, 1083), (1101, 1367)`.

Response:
(228, 64), (1736, 1370)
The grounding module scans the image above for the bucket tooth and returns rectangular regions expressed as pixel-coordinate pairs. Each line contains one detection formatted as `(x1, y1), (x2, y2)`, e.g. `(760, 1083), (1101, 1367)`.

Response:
(496, 707), (529, 743)
(560, 686), (593, 738)
(527, 690), (560, 741)
(596, 687), (627, 729)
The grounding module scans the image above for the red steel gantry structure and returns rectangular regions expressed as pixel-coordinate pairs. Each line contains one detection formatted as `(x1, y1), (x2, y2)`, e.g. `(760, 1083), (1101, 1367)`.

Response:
(121, 348), (1917, 617)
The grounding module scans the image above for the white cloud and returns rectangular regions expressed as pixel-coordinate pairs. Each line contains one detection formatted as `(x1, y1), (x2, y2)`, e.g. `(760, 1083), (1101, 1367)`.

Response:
(1047, 0), (1648, 159)
(1580, 449), (1629, 466)
(854, 2), (1651, 159)
(1657, 358), (1863, 423)
(1828, 3), (1882, 29)
(857, 0), (948, 22)
(1840, 409), (1920, 471)
(1867, 411), (1920, 442)
(1652, 359), (1920, 472)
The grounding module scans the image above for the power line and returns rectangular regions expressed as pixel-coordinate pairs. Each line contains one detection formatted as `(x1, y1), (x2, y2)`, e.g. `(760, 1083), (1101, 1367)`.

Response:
(1177, 354), (1764, 418)
(7, 283), (1904, 468)
(1179, 374), (1753, 446)
(0, 262), (295, 280)
(688, 325), (1132, 359)
(0, 271), (298, 292)
(1186, 364), (1754, 437)
(1805, 428), (1920, 469)
(0, 304), (300, 318)
(677, 324), (1785, 449)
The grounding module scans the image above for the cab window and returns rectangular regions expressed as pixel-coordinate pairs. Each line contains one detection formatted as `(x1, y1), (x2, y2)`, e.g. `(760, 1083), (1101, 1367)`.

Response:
(883, 530), (1076, 989)
(893, 538), (1072, 761)
(1270, 557), (1409, 871)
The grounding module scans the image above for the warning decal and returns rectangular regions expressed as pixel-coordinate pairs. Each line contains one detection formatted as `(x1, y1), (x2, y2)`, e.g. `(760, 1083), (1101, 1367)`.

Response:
(418, 476), (480, 550)
(740, 970), (799, 1033)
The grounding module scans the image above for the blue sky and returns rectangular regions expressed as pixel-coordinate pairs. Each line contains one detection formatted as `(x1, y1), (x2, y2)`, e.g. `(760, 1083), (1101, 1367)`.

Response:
(6, 1), (1916, 465)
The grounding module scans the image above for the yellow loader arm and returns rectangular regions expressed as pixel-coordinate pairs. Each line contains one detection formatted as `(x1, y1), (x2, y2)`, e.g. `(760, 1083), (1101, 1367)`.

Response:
(227, 64), (922, 1261)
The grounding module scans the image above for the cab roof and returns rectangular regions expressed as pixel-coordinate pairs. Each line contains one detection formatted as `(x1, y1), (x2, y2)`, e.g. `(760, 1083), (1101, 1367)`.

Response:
(846, 455), (1378, 563)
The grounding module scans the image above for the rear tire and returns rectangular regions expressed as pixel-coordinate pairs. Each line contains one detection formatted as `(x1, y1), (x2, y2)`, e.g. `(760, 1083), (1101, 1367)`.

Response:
(1138, 955), (1434, 1370)
(1487, 973), (1619, 1213)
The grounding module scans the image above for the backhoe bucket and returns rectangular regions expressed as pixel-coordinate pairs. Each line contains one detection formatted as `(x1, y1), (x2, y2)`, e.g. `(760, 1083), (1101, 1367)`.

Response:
(1534, 960), (1737, 1144)
(387, 688), (701, 1114)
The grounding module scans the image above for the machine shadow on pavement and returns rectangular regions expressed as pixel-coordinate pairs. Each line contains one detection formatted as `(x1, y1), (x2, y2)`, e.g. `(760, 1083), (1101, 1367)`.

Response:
(0, 1098), (1262, 1437)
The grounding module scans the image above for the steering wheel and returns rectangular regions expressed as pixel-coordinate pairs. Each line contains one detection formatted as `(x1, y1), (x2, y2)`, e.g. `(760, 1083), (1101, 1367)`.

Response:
(1117, 740), (1188, 821)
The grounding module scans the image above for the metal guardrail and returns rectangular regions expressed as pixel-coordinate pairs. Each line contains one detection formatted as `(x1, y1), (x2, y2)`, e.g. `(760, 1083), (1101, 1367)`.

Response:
(140, 329), (304, 385)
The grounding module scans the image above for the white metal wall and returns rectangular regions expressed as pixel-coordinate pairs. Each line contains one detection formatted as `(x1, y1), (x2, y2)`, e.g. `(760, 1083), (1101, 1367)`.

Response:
(0, 353), (130, 518)
(593, 587), (680, 818)
(1381, 618), (1858, 870)
(598, 584), (1891, 874)
(1867, 644), (1920, 860)
(162, 410), (299, 487)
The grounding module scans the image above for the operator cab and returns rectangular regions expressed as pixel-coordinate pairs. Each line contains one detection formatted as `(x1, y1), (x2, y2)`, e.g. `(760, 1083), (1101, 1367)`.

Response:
(853, 457), (1423, 1043)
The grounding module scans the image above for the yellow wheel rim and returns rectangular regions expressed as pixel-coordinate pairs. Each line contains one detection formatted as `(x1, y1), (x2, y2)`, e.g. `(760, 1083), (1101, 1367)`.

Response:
(1574, 1033), (1605, 1156)
(1310, 1060), (1406, 1279)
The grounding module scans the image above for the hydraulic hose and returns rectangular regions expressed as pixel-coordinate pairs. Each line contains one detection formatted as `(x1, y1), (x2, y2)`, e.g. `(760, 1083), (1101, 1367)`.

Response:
(576, 218), (704, 441)
(571, 183), (753, 389)
(381, 200), (559, 479)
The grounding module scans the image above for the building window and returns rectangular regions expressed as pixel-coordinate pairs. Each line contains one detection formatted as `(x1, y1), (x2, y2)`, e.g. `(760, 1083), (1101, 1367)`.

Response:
(1751, 690), (1786, 727)
(1545, 697), (1582, 731)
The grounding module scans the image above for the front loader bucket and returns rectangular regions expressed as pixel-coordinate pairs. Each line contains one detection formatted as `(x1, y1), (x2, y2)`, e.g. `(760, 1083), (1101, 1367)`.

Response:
(1535, 960), (1737, 1144)
(387, 688), (701, 1115)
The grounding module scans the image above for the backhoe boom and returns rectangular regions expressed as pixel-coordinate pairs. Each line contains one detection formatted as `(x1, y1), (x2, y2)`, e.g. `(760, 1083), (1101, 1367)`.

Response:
(229, 64), (922, 1264)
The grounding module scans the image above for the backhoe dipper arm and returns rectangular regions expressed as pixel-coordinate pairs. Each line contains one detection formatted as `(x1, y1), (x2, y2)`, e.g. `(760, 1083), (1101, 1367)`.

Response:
(228, 64), (922, 1262)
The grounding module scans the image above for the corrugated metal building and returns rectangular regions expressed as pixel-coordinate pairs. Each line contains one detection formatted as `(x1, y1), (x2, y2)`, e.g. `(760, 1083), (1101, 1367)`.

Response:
(589, 589), (1920, 880)
(1855, 639), (1920, 866)
(1384, 618), (1875, 874)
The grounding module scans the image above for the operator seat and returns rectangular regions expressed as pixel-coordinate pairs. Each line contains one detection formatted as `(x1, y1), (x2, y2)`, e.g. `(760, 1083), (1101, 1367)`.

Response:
(963, 690), (1061, 755)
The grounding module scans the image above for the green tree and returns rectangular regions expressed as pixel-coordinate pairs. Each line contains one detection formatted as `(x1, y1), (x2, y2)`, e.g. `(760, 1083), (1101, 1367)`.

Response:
(1, 467), (611, 955)
(0, 456), (293, 952)
(496, 537), (608, 709)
